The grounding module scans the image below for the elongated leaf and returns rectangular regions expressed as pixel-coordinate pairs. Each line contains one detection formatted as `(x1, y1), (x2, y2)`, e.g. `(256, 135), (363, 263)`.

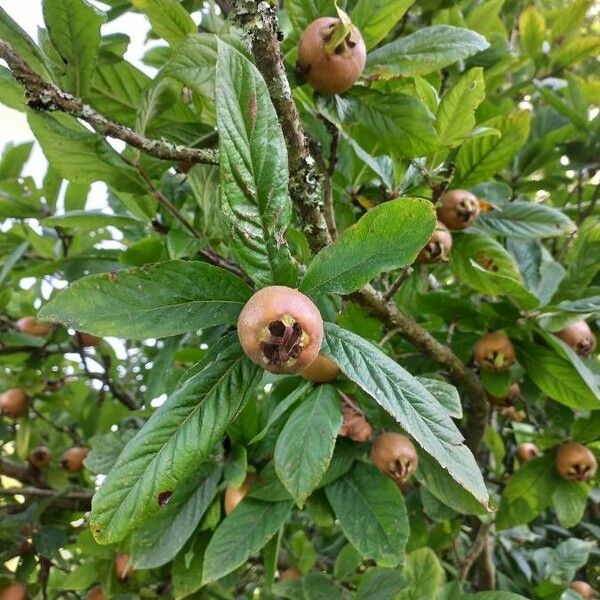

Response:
(325, 462), (409, 567)
(131, 0), (195, 46)
(202, 499), (292, 583)
(321, 323), (490, 508)
(274, 385), (343, 505)
(90, 336), (262, 544)
(131, 467), (221, 568)
(300, 198), (436, 297)
(42, 210), (144, 229)
(437, 68), (485, 147)
(416, 377), (462, 419)
(453, 111), (531, 188)
(366, 26), (489, 77)
(476, 201), (575, 239)
(351, 0), (415, 49)
(398, 548), (445, 600)
(38, 260), (252, 339)
(43, 0), (105, 96)
(552, 479), (588, 528)
(519, 6), (546, 57)
(216, 39), (295, 287)
(0, 65), (26, 111)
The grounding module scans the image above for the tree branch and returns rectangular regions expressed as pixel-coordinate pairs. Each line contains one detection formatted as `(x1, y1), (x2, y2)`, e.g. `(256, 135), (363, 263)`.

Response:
(0, 41), (218, 166)
(0, 456), (48, 488)
(0, 487), (93, 511)
(458, 521), (492, 582)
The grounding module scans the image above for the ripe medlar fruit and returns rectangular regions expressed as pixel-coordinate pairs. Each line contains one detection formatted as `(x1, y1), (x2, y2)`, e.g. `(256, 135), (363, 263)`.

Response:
(61, 447), (89, 472)
(570, 581), (596, 599)
(339, 400), (372, 442)
(500, 406), (527, 422)
(436, 190), (480, 230)
(29, 446), (52, 469)
(74, 332), (102, 348)
(297, 17), (366, 95)
(556, 321), (597, 357)
(15, 316), (53, 337)
(86, 586), (105, 600)
(224, 473), (256, 515)
(416, 222), (453, 264)
(474, 332), (515, 373)
(0, 582), (26, 600)
(301, 354), (340, 383)
(237, 286), (324, 374)
(516, 442), (540, 464)
(556, 442), (597, 483)
(280, 567), (302, 581)
(486, 382), (520, 407)
(114, 553), (133, 581)
(0, 388), (29, 419)
(371, 432), (418, 485)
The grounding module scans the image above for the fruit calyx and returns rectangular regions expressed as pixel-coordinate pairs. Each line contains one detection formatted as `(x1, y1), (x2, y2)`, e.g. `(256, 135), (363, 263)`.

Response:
(322, 9), (356, 57)
(556, 442), (597, 483)
(258, 315), (308, 368)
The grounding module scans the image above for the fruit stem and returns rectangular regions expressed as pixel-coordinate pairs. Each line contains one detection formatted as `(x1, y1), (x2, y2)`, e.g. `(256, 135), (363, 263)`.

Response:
(323, 12), (353, 56)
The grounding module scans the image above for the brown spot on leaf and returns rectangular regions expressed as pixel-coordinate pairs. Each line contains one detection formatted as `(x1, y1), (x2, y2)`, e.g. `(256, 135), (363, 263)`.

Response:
(109, 272), (118, 282)
(158, 491), (172, 506)
(248, 93), (257, 128)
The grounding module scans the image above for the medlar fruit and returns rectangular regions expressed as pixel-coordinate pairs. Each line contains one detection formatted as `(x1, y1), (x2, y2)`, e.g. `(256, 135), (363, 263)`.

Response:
(556, 442), (597, 483)
(500, 406), (527, 422)
(86, 586), (105, 600)
(486, 382), (520, 407)
(15, 316), (53, 337)
(237, 286), (324, 374)
(556, 321), (597, 357)
(570, 581), (596, 599)
(416, 222), (453, 264)
(74, 332), (102, 348)
(474, 332), (515, 373)
(280, 567), (302, 581)
(516, 442), (540, 464)
(371, 432), (418, 484)
(0, 388), (29, 419)
(114, 553), (133, 581)
(297, 17), (366, 95)
(224, 473), (257, 515)
(339, 400), (372, 442)
(28, 446), (52, 469)
(61, 447), (89, 472)
(0, 582), (26, 600)
(436, 190), (480, 230)
(301, 354), (340, 383)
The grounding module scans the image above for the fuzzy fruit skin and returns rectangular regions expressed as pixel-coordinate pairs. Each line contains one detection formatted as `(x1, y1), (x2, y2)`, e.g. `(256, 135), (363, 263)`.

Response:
(237, 286), (324, 374)
(0, 388), (29, 419)
(437, 190), (480, 230)
(15, 316), (53, 337)
(86, 586), (105, 600)
(371, 433), (418, 484)
(280, 567), (302, 581)
(556, 321), (597, 357)
(297, 17), (366, 95)
(301, 354), (340, 382)
(486, 382), (520, 407)
(474, 332), (515, 373)
(61, 447), (89, 472)
(224, 473), (256, 515)
(29, 446), (52, 469)
(570, 581), (596, 599)
(74, 332), (102, 348)
(114, 553), (133, 580)
(516, 442), (540, 464)
(416, 222), (453, 264)
(556, 442), (597, 483)
(0, 583), (26, 600)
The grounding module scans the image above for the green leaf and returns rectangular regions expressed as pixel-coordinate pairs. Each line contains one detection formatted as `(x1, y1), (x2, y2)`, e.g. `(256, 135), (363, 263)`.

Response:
(300, 198), (436, 297)
(39, 260), (252, 339)
(552, 479), (588, 529)
(274, 385), (343, 505)
(453, 111), (531, 189)
(366, 26), (489, 77)
(351, 0), (415, 49)
(477, 201), (575, 239)
(519, 6), (546, 57)
(131, 467), (221, 568)
(90, 337), (262, 544)
(172, 532), (210, 599)
(321, 323), (490, 509)
(517, 342), (600, 410)
(325, 462), (409, 567)
(0, 7), (51, 79)
(416, 377), (462, 419)
(551, 36), (600, 70)
(0, 65), (26, 111)
(42, 210), (144, 229)
(42, 0), (105, 96)
(469, 593), (530, 600)
(348, 90), (440, 158)
(0, 142), (34, 180)
(398, 547), (445, 600)
(216, 39), (295, 287)
(131, 0), (196, 46)
(28, 112), (145, 193)
(355, 568), (406, 600)
(0, 242), (29, 287)
(202, 499), (292, 583)
(274, 573), (342, 600)
(436, 68), (486, 148)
